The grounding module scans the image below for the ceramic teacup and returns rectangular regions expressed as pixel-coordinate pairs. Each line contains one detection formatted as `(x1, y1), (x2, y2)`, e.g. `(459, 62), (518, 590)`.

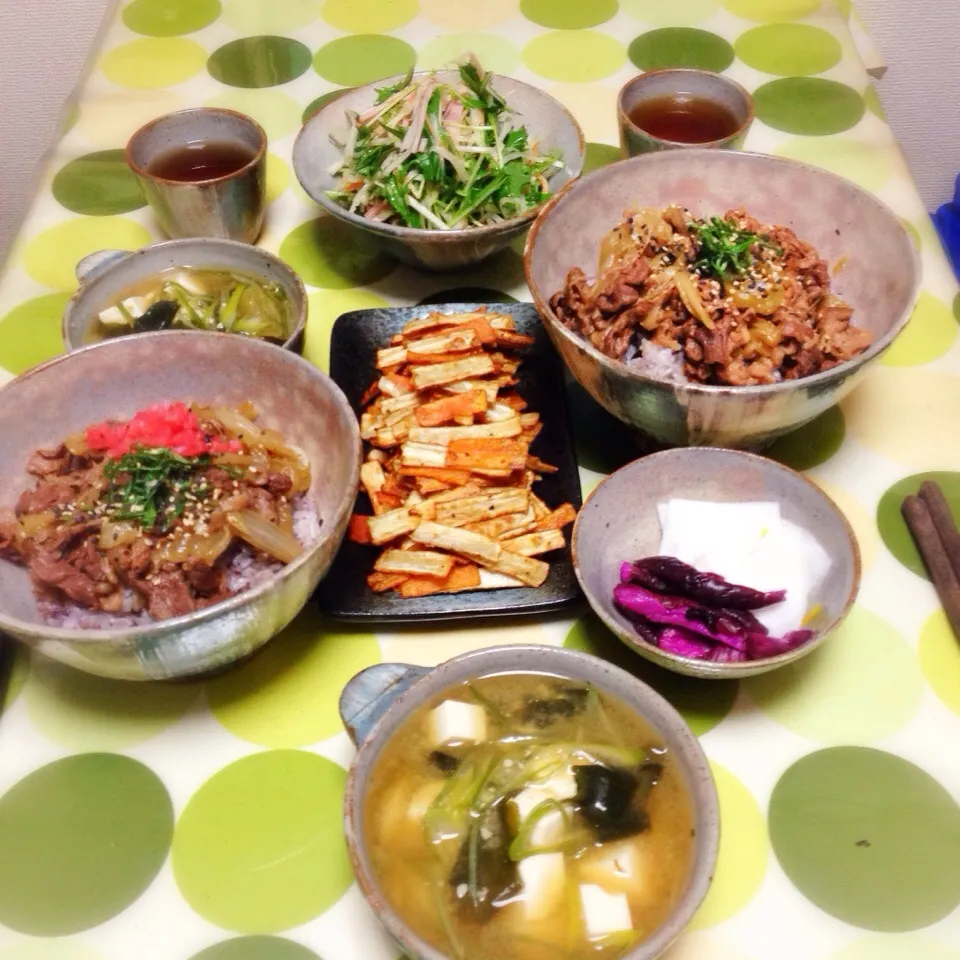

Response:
(126, 107), (267, 243)
(618, 69), (753, 157)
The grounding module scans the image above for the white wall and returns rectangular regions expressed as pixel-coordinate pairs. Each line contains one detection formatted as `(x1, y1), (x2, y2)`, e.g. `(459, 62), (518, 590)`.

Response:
(0, 0), (955, 264)
(0, 0), (114, 262)
(857, 0), (960, 211)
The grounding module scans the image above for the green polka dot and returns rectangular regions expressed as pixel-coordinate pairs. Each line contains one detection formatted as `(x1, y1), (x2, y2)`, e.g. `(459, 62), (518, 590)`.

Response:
(0, 293), (70, 374)
(584, 141), (621, 173)
(190, 936), (320, 960)
(770, 747), (960, 931)
(462, 245), (527, 292)
(419, 287), (518, 305)
(520, 0), (618, 29)
(566, 379), (647, 475)
(746, 606), (923, 744)
(775, 136), (892, 191)
(722, 0), (819, 20)
(623, 0), (718, 26)
(223, 0), (320, 32)
(864, 84), (886, 119)
(954, 292), (960, 324)
(206, 89), (302, 140)
(279, 216), (395, 289)
(523, 30), (625, 82)
(564, 614), (737, 737)
(305, 289), (388, 371)
(0, 941), (104, 960)
(207, 615), (379, 747)
(209, 36), (312, 88)
(23, 217), (151, 292)
(877, 472), (960, 579)
(0, 754), (173, 936)
(23, 657), (197, 750)
(767, 406), (845, 471)
(735, 24), (841, 75)
(122, 0), (221, 36)
(881, 291), (957, 366)
(302, 88), (353, 124)
(1, 648), (28, 714)
(51, 150), (145, 217)
(919, 609), (960, 716)
(321, 0), (417, 31)
(755, 78), (864, 135)
(832, 934), (960, 960)
(690, 762), (768, 929)
(173, 750), (352, 933)
(265, 153), (291, 203)
(313, 35), (417, 86)
(419, 32), (519, 74)
(101, 37), (207, 88)
(629, 27), (734, 71)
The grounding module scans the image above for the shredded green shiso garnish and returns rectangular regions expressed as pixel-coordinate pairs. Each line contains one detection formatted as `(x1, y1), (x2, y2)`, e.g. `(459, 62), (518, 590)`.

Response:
(691, 215), (780, 281)
(325, 59), (563, 230)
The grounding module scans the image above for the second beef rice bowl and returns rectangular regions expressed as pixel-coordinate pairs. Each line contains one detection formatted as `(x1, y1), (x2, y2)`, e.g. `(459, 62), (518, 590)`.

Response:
(0, 401), (321, 628)
(549, 206), (871, 387)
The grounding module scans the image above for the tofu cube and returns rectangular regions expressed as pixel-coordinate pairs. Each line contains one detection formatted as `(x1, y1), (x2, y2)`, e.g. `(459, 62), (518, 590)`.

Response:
(518, 853), (566, 920)
(579, 884), (633, 939)
(428, 700), (487, 747)
(98, 296), (150, 327)
(577, 839), (649, 896)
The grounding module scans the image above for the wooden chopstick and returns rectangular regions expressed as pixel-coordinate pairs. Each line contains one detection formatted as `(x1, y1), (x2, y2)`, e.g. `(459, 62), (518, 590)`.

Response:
(901, 492), (960, 638)
(918, 481), (960, 576)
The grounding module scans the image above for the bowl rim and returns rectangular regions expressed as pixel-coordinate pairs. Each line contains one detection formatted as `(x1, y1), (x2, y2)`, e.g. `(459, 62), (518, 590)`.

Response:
(343, 643), (721, 960)
(570, 446), (863, 678)
(292, 68), (586, 241)
(616, 68), (755, 149)
(61, 236), (308, 353)
(125, 106), (268, 188)
(0, 330), (361, 643)
(523, 147), (923, 398)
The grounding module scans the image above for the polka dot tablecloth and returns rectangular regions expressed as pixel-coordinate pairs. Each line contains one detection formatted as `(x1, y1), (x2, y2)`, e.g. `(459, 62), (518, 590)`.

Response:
(1, 1), (959, 958)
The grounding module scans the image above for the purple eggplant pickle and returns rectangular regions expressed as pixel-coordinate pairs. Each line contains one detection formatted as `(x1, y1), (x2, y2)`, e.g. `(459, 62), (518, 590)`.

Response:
(657, 627), (714, 659)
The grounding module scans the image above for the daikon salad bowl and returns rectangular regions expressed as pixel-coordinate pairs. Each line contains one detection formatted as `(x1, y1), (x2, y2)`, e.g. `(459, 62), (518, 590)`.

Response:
(293, 70), (585, 271)
(572, 447), (861, 679)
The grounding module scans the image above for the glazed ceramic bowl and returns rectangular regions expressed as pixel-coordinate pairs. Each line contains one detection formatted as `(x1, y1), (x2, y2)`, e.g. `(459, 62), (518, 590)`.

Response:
(0, 331), (360, 680)
(339, 644), (720, 960)
(572, 448), (860, 679)
(525, 149), (921, 448)
(62, 237), (307, 353)
(617, 69), (754, 156)
(293, 70), (585, 271)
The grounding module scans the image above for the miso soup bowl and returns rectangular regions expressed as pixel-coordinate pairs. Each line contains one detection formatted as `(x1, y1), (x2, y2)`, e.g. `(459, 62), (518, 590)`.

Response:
(339, 644), (720, 960)
(62, 237), (307, 353)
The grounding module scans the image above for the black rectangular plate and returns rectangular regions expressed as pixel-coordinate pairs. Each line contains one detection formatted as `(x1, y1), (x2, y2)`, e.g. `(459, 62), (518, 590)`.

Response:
(317, 302), (583, 623)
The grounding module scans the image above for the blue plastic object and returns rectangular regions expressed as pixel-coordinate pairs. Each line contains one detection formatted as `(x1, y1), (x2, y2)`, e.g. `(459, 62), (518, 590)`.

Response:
(931, 172), (960, 282)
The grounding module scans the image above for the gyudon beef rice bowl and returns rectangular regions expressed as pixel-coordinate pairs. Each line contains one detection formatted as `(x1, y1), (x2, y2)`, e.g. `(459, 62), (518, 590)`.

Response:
(549, 205), (871, 387)
(0, 401), (321, 628)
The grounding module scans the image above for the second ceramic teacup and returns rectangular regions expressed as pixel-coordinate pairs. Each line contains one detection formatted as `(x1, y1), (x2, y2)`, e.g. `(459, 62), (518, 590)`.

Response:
(126, 107), (267, 243)
(618, 69), (753, 157)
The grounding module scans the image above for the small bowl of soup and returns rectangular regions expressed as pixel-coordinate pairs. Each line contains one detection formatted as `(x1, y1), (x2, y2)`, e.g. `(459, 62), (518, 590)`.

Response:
(62, 237), (306, 352)
(340, 644), (719, 960)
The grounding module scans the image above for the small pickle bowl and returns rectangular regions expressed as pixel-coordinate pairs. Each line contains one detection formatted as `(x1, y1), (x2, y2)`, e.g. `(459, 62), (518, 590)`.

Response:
(62, 237), (307, 353)
(339, 644), (720, 960)
(293, 70), (585, 272)
(0, 331), (359, 680)
(572, 448), (861, 679)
